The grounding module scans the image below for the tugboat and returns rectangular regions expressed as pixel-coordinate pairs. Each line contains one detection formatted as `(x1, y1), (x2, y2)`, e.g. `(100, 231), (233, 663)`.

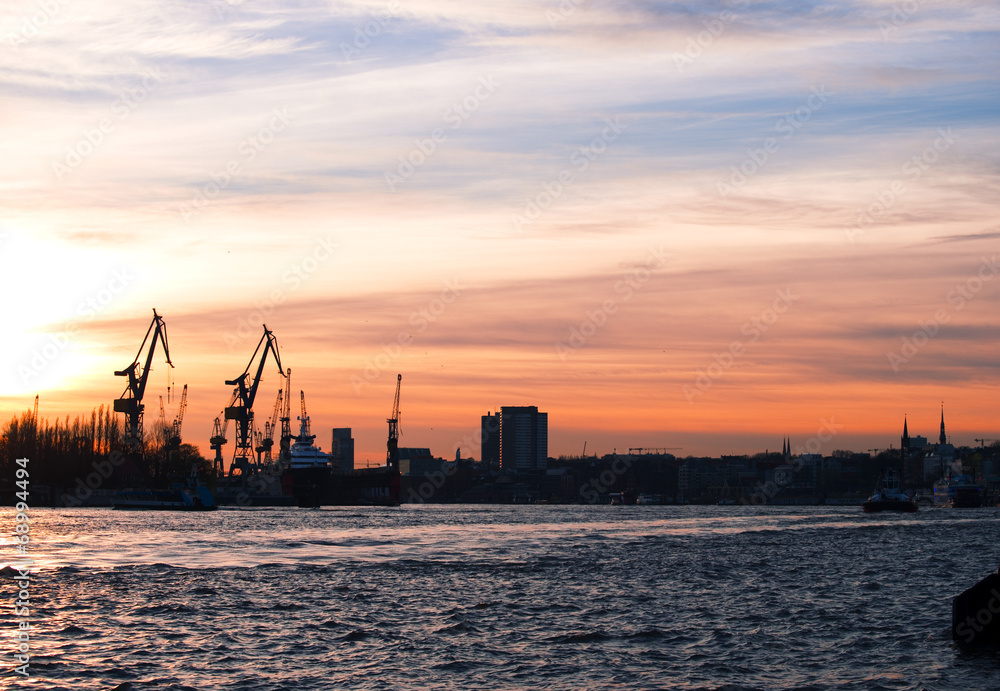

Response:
(862, 469), (918, 513)
(950, 474), (983, 508)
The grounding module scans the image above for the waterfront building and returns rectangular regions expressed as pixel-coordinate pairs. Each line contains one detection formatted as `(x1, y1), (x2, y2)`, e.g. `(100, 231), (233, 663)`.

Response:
(499, 406), (548, 473)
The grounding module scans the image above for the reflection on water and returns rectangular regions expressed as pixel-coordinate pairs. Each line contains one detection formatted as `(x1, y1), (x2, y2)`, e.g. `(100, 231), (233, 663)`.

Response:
(2, 505), (1000, 689)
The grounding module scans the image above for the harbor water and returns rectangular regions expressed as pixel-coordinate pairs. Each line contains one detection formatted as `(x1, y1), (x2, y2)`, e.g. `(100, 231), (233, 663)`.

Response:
(4, 505), (1000, 689)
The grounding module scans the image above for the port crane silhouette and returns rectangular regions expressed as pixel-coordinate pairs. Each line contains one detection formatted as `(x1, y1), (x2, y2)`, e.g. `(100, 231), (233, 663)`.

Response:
(223, 325), (284, 477)
(114, 309), (172, 471)
(386, 374), (401, 470)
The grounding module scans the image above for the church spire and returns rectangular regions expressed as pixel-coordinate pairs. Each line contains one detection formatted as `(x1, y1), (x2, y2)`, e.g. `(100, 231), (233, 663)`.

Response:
(939, 403), (947, 445)
(901, 415), (909, 450)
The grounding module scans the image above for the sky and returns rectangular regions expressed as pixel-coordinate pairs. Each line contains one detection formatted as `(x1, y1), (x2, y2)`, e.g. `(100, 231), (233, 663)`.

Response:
(1, 0), (998, 464)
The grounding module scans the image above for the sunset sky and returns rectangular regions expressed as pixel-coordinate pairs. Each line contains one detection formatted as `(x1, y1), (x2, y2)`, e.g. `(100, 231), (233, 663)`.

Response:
(2, 0), (998, 464)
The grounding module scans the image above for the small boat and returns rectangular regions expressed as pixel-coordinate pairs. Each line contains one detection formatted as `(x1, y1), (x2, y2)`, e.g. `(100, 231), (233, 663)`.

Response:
(862, 469), (917, 513)
(951, 481), (983, 508)
(113, 483), (217, 511)
(717, 498), (736, 506)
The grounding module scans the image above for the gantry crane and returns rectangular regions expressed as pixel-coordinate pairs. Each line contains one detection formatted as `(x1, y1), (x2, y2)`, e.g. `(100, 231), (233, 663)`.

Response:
(386, 374), (401, 470)
(114, 309), (173, 467)
(224, 326), (283, 477)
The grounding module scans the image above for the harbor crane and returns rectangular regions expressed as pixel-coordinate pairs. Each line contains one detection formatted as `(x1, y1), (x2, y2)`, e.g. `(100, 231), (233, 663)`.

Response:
(210, 387), (238, 478)
(975, 439), (998, 448)
(114, 309), (172, 464)
(168, 384), (188, 451)
(279, 368), (293, 463)
(224, 326), (284, 477)
(260, 387), (283, 467)
(386, 374), (401, 470)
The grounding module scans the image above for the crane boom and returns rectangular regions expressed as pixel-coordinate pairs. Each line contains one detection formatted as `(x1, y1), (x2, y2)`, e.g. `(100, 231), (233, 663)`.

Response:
(169, 384), (188, 449)
(114, 309), (173, 459)
(386, 374), (401, 469)
(224, 326), (283, 476)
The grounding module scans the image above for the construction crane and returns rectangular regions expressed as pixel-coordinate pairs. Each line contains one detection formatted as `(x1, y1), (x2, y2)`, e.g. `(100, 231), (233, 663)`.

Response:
(279, 368), (293, 463)
(114, 309), (172, 464)
(224, 326), (283, 476)
(168, 384), (188, 450)
(210, 386), (238, 477)
(975, 439), (998, 448)
(260, 387), (283, 466)
(386, 374), (401, 470)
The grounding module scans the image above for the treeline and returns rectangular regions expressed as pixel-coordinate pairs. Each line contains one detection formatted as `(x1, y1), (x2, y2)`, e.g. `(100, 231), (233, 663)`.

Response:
(0, 405), (123, 486)
(0, 403), (208, 492)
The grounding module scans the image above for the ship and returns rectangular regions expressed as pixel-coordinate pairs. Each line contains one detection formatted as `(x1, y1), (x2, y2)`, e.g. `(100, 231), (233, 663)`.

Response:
(285, 413), (332, 507)
(113, 480), (217, 511)
(862, 469), (917, 513)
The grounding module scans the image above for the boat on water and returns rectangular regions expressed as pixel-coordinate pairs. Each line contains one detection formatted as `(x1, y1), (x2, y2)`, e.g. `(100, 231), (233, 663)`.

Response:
(933, 473), (983, 508)
(862, 469), (917, 513)
(286, 413), (333, 507)
(113, 483), (217, 511)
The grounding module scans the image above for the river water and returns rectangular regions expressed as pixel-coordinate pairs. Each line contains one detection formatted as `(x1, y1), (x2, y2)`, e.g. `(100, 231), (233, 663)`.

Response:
(3, 505), (1000, 690)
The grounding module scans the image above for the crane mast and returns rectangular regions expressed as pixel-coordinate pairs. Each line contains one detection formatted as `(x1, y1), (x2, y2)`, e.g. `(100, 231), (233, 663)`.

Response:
(224, 326), (283, 477)
(279, 368), (292, 464)
(261, 387), (283, 466)
(210, 387), (238, 477)
(386, 374), (401, 470)
(114, 309), (173, 472)
(169, 384), (188, 450)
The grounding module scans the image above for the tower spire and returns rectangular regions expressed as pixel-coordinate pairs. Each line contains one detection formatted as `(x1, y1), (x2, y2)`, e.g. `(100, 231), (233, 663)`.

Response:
(901, 415), (909, 450)
(939, 403), (947, 445)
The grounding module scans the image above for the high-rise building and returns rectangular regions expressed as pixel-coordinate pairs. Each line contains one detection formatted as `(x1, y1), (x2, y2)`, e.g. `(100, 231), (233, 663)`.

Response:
(481, 412), (500, 469)
(499, 406), (547, 473)
(330, 428), (354, 474)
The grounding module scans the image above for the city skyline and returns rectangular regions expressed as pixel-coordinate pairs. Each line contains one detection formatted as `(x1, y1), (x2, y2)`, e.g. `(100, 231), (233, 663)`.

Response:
(2, 1), (998, 463)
